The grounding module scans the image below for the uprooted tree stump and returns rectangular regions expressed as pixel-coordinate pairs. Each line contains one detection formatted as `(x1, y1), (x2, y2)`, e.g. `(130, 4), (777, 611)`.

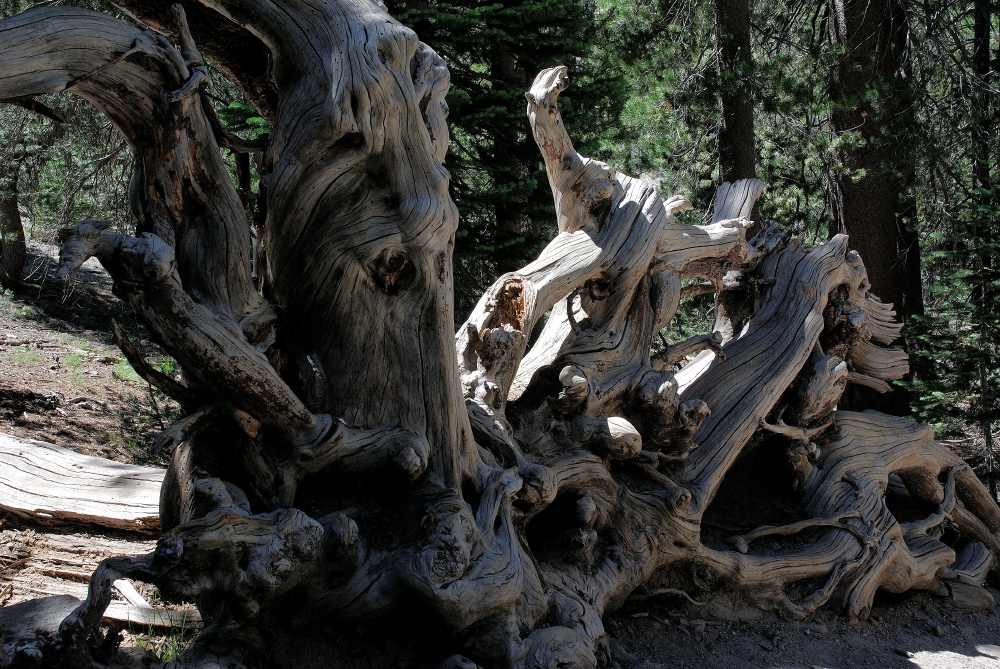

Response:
(0, 2), (998, 668)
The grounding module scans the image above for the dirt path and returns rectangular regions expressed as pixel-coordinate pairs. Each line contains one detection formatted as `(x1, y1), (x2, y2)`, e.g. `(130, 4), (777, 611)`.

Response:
(1, 242), (999, 669)
(605, 591), (1000, 668)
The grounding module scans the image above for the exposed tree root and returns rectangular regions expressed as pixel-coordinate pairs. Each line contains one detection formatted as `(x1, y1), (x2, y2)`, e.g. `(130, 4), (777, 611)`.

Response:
(0, 7), (998, 669)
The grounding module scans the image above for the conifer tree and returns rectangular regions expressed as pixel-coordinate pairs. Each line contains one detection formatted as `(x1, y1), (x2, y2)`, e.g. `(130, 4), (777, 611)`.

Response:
(387, 0), (624, 316)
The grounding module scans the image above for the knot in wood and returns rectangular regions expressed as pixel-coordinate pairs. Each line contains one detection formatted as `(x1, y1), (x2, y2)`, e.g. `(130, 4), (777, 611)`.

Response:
(515, 463), (556, 509)
(487, 280), (526, 331)
(368, 248), (414, 295)
(417, 497), (477, 585)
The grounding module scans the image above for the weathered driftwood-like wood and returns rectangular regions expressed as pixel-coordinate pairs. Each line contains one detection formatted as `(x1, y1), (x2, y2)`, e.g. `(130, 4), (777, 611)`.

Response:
(104, 601), (201, 629)
(682, 236), (863, 508)
(1, 530), (151, 602)
(0, 529), (199, 634)
(0, 433), (163, 533)
(2, 4), (1000, 669)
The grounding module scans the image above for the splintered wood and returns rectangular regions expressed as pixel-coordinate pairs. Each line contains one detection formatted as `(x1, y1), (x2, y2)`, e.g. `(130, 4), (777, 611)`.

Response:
(0, 529), (151, 604)
(0, 528), (200, 628)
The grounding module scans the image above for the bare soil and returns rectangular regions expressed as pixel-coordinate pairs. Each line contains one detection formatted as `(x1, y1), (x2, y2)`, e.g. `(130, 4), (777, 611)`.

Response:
(0, 242), (179, 466)
(1, 242), (999, 669)
(605, 591), (1000, 669)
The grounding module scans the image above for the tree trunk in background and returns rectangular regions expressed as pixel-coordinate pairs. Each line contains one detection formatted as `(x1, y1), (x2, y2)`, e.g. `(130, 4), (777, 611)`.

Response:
(491, 44), (527, 274)
(715, 0), (757, 188)
(972, 0), (996, 499)
(826, 0), (921, 415)
(826, 0), (922, 326)
(0, 167), (25, 290)
(972, 0), (991, 194)
(712, 0), (759, 339)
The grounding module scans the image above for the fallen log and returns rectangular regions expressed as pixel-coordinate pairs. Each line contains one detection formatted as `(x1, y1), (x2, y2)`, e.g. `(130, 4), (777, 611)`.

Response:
(0, 528), (200, 630)
(0, 432), (163, 534)
(103, 600), (202, 629)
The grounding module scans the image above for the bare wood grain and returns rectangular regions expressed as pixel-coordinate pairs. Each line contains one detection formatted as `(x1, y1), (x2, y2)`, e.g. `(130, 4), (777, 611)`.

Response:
(0, 433), (163, 534)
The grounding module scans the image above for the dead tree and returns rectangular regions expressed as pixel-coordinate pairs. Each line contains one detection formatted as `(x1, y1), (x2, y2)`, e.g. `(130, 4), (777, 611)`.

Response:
(0, 3), (997, 668)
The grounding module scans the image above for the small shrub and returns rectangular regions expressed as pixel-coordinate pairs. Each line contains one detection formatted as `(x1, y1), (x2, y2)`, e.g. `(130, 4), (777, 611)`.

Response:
(63, 353), (83, 370)
(7, 347), (43, 365)
(0, 290), (38, 320)
(113, 359), (142, 382)
(12, 305), (37, 320)
(153, 357), (177, 376)
(128, 616), (195, 662)
(0, 288), (13, 315)
(58, 334), (92, 351)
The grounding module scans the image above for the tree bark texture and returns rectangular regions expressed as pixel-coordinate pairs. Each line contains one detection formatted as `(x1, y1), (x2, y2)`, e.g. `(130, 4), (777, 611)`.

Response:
(826, 0), (923, 326)
(0, 5), (998, 669)
(0, 166), (25, 290)
(715, 0), (756, 185)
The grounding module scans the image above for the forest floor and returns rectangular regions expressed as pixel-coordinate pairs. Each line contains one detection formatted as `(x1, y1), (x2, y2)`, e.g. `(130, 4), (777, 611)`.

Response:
(1, 242), (1000, 669)
(0, 242), (179, 466)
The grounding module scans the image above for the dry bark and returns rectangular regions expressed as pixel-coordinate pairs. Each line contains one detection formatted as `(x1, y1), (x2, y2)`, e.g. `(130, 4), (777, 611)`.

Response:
(0, 4), (998, 669)
(0, 174), (25, 290)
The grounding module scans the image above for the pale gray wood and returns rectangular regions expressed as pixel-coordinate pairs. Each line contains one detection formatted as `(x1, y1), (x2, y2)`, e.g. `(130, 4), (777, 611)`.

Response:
(710, 178), (764, 223)
(0, 433), (163, 533)
(112, 579), (151, 609)
(103, 601), (201, 629)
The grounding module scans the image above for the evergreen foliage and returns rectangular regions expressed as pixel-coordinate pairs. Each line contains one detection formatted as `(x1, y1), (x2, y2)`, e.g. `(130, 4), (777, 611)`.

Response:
(594, 0), (719, 212)
(388, 0), (626, 317)
(598, 0), (997, 489)
(908, 186), (1000, 495)
(903, 0), (998, 494)
(0, 0), (135, 289)
(215, 102), (270, 141)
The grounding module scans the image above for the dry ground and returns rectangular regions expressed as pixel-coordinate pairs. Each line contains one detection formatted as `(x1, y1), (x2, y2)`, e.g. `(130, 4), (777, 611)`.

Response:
(0, 242), (179, 466)
(1, 242), (999, 669)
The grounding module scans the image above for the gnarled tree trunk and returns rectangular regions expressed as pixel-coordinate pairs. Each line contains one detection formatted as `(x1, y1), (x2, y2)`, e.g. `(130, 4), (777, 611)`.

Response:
(0, 4), (998, 669)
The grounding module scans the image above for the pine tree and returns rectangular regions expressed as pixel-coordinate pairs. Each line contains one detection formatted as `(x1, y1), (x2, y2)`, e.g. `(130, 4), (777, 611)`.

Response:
(387, 0), (625, 317)
(906, 0), (999, 498)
